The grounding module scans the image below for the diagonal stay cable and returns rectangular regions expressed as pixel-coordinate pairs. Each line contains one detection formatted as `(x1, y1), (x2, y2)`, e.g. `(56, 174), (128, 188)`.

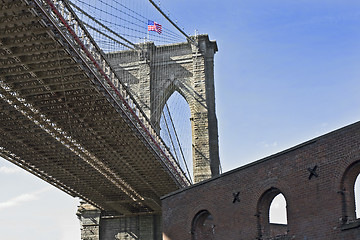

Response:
(71, 0), (183, 41)
(69, 0), (145, 35)
(68, 1), (141, 50)
(148, 0), (197, 47)
(162, 110), (180, 164)
(165, 103), (193, 183)
(82, 22), (133, 50)
(95, 0), (184, 39)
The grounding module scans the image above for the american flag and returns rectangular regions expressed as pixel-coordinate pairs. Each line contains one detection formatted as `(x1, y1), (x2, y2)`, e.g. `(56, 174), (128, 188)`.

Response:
(148, 20), (162, 34)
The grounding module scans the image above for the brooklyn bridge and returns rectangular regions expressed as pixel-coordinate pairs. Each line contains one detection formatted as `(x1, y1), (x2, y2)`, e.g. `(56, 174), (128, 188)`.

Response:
(2, 0), (359, 240)
(0, 0), (219, 239)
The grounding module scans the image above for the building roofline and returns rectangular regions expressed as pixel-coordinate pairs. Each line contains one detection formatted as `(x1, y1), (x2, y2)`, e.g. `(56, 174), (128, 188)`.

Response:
(161, 120), (360, 200)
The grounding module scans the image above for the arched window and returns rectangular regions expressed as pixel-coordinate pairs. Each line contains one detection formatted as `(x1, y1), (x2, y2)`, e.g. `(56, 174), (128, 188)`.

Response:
(269, 193), (287, 224)
(257, 188), (288, 239)
(341, 161), (360, 224)
(191, 210), (215, 240)
(355, 174), (360, 218)
(160, 91), (193, 181)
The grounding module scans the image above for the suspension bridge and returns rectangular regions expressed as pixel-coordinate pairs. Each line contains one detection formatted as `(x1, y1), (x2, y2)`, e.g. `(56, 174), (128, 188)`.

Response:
(0, 0), (219, 238)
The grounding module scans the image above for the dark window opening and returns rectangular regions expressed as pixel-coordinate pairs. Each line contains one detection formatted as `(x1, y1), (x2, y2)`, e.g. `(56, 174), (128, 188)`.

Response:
(191, 210), (215, 240)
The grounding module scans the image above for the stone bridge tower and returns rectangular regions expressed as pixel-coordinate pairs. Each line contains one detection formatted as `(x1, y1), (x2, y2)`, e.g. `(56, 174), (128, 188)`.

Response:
(78, 34), (220, 240)
(107, 34), (220, 183)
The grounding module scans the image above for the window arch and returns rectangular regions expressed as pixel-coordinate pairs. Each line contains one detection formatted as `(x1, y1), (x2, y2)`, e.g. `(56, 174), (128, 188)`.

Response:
(340, 160), (360, 224)
(355, 174), (360, 218)
(257, 188), (288, 239)
(269, 193), (287, 225)
(191, 210), (215, 240)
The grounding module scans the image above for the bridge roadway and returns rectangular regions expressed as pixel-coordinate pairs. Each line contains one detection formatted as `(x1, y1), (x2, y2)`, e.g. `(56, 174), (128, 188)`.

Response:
(0, 0), (190, 215)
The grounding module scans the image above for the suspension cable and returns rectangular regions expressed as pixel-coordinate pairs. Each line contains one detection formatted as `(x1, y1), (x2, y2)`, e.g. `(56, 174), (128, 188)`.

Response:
(82, 22), (134, 50)
(66, 0), (194, 182)
(68, 1), (141, 50)
(148, 0), (197, 47)
(162, 110), (180, 164)
(110, 0), (182, 38)
(165, 103), (193, 183)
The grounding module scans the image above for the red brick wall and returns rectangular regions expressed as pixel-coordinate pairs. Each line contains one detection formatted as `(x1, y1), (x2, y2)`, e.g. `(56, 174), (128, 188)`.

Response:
(161, 121), (360, 240)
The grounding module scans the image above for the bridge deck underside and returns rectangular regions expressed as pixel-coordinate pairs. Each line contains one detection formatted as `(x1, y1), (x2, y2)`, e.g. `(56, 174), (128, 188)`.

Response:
(0, 0), (181, 214)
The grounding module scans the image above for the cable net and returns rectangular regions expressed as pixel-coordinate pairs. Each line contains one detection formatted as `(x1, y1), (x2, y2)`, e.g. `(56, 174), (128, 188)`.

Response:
(69, 0), (185, 52)
(68, 0), (194, 181)
(160, 92), (193, 182)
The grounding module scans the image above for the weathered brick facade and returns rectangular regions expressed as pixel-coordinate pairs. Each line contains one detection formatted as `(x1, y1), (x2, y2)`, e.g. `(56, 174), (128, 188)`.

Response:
(162, 121), (360, 240)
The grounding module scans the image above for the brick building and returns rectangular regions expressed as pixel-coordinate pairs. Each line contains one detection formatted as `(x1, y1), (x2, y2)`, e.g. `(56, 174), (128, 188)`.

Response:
(162, 121), (360, 239)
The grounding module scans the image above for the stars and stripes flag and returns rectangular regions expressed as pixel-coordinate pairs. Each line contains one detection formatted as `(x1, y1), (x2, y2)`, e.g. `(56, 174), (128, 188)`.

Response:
(148, 20), (162, 34)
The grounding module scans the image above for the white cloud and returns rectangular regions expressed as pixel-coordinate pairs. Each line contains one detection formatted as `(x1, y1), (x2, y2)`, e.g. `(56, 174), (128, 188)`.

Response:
(264, 141), (278, 148)
(0, 166), (21, 174)
(0, 187), (52, 211)
(321, 122), (329, 127)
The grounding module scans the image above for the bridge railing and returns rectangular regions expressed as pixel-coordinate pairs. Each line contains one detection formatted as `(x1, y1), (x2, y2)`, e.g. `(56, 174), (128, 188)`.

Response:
(33, 0), (191, 187)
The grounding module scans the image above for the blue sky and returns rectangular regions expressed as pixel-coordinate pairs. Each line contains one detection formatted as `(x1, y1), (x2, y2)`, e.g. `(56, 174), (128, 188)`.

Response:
(1, 0), (360, 239)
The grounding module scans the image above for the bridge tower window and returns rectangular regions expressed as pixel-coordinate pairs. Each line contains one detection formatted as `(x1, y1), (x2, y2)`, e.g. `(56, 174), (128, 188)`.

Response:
(191, 210), (215, 240)
(257, 188), (288, 239)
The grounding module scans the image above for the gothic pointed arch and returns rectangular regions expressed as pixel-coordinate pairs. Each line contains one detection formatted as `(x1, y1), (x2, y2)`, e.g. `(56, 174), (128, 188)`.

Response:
(153, 80), (191, 131)
(160, 89), (193, 180)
